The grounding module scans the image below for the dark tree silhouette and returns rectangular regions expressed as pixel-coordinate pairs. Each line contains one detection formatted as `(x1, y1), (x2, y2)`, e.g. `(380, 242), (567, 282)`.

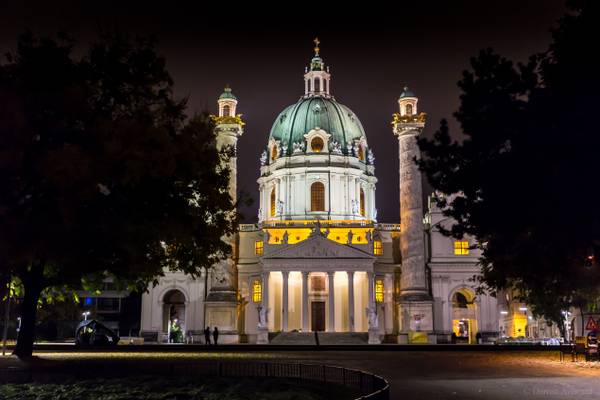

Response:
(417, 1), (600, 333)
(0, 32), (237, 357)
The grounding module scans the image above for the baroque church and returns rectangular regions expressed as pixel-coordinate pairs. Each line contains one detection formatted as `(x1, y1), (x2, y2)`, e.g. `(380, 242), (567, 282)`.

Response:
(138, 40), (535, 345)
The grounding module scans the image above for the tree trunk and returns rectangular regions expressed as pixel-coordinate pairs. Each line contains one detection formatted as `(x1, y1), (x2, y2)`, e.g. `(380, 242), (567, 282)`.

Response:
(13, 273), (44, 358)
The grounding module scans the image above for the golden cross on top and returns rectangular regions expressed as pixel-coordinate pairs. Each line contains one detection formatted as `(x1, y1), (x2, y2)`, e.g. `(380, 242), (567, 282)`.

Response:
(313, 37), (320, 56)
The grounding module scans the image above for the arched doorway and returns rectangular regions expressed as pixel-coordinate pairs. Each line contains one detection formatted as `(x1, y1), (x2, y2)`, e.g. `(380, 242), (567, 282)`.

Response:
(451, 289), (478, 344)
(162, 289), (186, 342)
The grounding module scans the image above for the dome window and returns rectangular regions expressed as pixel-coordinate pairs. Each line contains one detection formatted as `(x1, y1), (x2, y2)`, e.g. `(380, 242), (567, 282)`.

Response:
(271, 145), (278, 161)
(270, 188), (276, 217)
(360, 188), (366, 217)
(311, 137), (324, 153)
(311, 182), (325, 212)
(314, 78), (321, 92)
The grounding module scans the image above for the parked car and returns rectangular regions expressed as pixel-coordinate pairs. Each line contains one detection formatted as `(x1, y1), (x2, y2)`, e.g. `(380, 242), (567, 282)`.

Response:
(75, 319), (119, 346)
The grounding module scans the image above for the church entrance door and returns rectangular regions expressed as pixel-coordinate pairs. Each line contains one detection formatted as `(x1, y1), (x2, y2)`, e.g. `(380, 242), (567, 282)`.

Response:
(311, 301), (325, 331)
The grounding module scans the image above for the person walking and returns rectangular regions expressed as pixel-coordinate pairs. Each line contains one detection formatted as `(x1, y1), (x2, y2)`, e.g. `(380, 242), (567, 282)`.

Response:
(213, 326), (219, 345)
(204, 326), (211, 345)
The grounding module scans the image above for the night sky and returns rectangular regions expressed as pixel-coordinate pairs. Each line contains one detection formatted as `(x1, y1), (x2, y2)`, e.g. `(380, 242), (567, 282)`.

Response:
(1, 1), (566, 223)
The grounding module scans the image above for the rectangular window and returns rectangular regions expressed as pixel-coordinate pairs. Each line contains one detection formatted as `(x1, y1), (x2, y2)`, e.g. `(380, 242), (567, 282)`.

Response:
(255, 240), (264, 255)
(373, 240), (383, 255)
(454, 241), (469, 255)
(375, 279), (384, 303)
(252, 279), (262, 303)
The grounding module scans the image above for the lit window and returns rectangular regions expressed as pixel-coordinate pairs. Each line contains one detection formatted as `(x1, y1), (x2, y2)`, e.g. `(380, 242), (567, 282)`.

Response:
(359, 145), (365, 161)
(374, 240), (383, 255)
(454, 241), (469, 255)
(311, 137), (324, 153)
(270, 188), (276, 217)
(360, 189), (366, 216)
(375, 279), (384, 303)
(271, 145), (278, 161)
(252, 279), (262, 303)
(311, 182), (325, 211)
(255, 241), (264, 255)
(405, 104), (413, 116)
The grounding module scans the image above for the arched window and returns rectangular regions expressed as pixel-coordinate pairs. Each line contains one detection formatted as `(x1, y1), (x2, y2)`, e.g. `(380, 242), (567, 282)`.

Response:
(360, 188), (366, 217)
(314, 78), (320, 92)
(311, 182), (325, 212)
(271, 145), (278, 161)
(311, 137), (324, 153)
(222, 105), (230, 117)
(453, 292), (469, 309)
(270, 188), (276, 217)
(405, 104), (413, 116)
(358, 145), (365, 161)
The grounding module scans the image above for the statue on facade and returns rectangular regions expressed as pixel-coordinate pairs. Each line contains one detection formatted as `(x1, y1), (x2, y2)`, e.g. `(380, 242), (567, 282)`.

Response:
(366, 307), (379, 329)
(373, 208), (378, 220)
(257, 306), (269, 329)
(347, 142), (354, 156)
(260, 150), (267, 166)
(347, 230), (354, 244)
(330, 140), (342, 154)
(276, 199), (285, 215)
(367, 149), (375, 164)
(263, 230), (270, 243)
(351, 199), (360, 215)
(281, 143), (288, 156)
(293, 141), (304, 154)
(282, 230), (289, 244)
(257, 207), (263, 221)
(365, 230), (372, 243)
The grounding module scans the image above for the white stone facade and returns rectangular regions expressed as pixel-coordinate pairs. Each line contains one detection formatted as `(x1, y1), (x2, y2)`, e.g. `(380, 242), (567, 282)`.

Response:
(138, 45), (526, 344)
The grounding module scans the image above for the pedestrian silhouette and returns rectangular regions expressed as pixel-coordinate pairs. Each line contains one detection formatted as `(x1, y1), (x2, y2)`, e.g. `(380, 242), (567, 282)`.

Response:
(204, 326), (211, 345)
(213, 326), (219, 345)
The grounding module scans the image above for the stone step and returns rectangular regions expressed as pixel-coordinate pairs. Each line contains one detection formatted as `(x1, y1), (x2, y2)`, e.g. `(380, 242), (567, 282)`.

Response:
(269, 332), (368, 345)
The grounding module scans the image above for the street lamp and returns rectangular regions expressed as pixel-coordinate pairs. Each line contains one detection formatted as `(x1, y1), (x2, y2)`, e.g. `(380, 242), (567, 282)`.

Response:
(16, 317), (21, 333)
(82, 311), (90, 321)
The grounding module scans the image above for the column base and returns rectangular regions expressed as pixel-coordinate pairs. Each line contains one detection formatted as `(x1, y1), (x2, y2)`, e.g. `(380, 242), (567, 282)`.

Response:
(398, 299), (434, 344)
(368, 328), (381, 344)
(205, 301), (238, 342)
(257, 327), (269, 344)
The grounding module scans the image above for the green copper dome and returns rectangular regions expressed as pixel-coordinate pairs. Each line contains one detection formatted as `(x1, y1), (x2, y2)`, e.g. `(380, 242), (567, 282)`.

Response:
(268, 96), (366, 155)
(219, 87), (237, 100)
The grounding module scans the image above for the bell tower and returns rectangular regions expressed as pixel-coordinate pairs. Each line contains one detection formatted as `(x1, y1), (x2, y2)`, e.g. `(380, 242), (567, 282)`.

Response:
(205, 86), (244, 343)
(392, 87), (435, 343)
(303, 37), (331, 97)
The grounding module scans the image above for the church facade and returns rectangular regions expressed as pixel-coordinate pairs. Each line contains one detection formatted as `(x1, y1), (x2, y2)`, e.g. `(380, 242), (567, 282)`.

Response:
(139, 42), (510, 344)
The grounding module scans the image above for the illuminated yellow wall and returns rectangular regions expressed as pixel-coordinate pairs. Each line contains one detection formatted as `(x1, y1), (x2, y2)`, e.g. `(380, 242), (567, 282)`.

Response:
(264, 224), (374, 245)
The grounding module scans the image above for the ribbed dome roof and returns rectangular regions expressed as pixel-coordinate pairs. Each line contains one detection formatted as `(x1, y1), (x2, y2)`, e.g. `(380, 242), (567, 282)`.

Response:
(268, 96), (366, 155)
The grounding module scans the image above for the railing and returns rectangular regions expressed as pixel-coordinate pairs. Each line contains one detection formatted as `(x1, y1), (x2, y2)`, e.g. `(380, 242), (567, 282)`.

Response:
(166, 361), (389, 400)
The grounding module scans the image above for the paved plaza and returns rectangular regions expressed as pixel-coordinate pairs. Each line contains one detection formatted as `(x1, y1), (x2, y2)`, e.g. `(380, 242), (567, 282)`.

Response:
(3, 349), (600, 399)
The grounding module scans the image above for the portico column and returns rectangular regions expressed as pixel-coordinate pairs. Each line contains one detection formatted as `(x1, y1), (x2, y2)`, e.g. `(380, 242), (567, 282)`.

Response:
(302, 271), (309, 331)
(262, 272), (270, 323)
(328, 271), (335, 332)
(348, 271), (355, 332)
(282, 271), (289, 332)
(367, 271), (375, 308)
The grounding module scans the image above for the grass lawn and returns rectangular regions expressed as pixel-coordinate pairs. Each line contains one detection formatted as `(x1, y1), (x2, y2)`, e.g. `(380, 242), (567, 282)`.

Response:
(0, 375), (359, 400)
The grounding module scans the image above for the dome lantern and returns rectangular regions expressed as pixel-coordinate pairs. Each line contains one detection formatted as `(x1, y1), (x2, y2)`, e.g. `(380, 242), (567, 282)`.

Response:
(304, 37), (331, 97)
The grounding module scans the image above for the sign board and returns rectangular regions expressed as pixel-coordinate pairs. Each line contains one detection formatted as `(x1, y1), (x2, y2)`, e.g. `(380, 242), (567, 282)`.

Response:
(409, 331), (428, 344)
(584, 314), (600, 336)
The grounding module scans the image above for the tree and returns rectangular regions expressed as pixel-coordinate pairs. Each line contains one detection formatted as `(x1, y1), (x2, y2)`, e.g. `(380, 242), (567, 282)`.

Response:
(0, 32), (237, 357)
(417, 1), (600, 333)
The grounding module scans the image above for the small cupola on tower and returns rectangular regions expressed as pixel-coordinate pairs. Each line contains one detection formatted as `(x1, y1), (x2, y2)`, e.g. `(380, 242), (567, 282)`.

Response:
(398, 86), (418, 117)
(304, 37), (331, 97)
(218, 85), (238, 117)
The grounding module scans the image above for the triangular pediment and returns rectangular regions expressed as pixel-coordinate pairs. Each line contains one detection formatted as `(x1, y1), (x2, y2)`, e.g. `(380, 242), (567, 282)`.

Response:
(263, 233), (373, 259)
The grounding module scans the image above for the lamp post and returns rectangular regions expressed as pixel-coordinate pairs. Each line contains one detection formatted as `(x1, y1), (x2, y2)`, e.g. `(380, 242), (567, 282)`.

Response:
(82, 311), (90, 321)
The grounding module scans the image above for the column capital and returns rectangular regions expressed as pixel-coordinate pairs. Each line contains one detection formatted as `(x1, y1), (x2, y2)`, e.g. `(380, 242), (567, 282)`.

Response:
(327, 270), (335, 277)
